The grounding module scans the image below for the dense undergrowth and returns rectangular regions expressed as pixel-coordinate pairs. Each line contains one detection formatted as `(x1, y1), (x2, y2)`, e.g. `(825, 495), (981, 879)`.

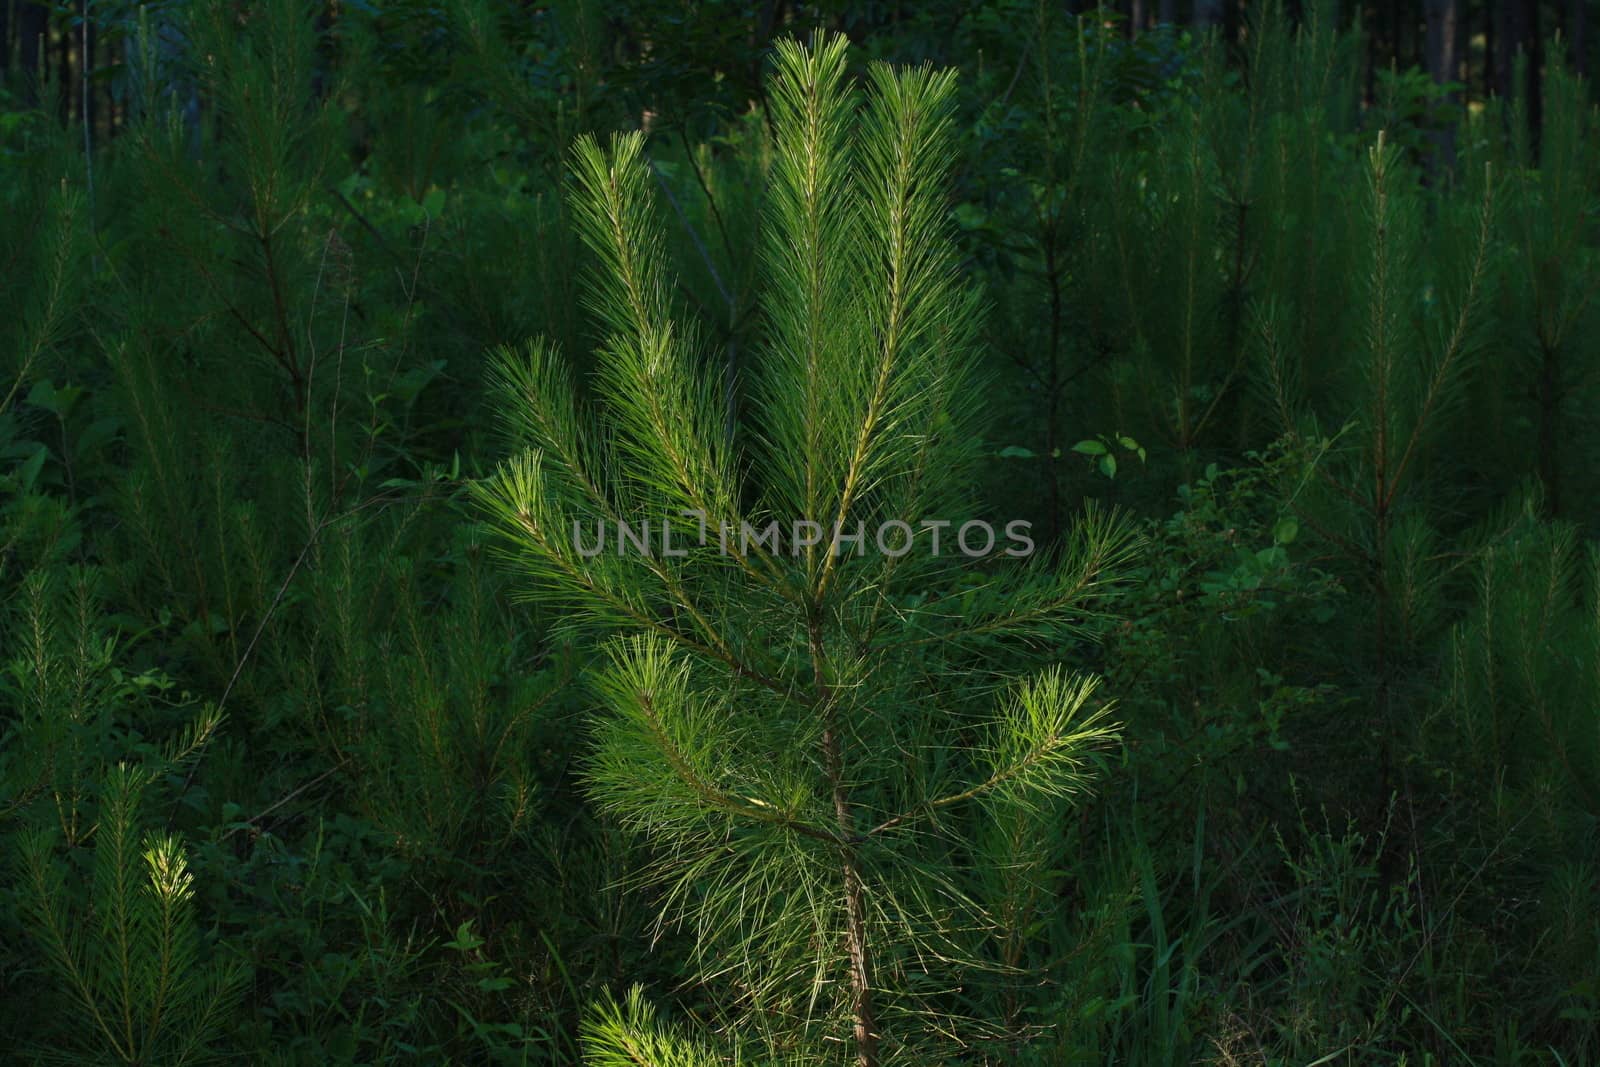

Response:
(1, 2), (1597, 1064)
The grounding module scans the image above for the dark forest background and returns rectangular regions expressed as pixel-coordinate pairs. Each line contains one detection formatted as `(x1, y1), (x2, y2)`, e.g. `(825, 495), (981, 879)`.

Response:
(2, 2), (1595, 139)
(2, 1), (1599, 1064)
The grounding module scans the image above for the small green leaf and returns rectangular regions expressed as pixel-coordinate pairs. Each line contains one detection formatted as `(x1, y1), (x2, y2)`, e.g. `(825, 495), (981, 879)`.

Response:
(1073, 439), (1107, 456)
(997, 445), (1036, 459)
(1272, 517), (1299, 545)
(16, 445), (48, 492)
(1099, 453), (1117, 478)
(445, 920), (483, 952)
(25, 379), (57, 413)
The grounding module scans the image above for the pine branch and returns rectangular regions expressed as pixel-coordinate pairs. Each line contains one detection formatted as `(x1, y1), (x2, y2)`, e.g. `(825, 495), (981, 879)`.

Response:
(863, 670), (1116, 839)
(819, 62), (962, 604)
(1386, 163), (1496, 505)
(582, 986), (734, 1067)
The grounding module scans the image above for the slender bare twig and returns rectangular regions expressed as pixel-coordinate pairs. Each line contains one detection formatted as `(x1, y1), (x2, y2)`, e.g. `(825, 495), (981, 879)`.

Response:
(221, 759), (350, 841)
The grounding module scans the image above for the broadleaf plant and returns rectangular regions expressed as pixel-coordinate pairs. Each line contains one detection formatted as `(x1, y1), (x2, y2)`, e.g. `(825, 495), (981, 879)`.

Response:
(474, 34), (1138, 1066)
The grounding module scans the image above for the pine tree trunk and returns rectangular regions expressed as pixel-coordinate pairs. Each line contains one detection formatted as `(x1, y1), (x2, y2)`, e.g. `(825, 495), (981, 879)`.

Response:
(81, 2), (94, 143)
(1484, 0), (1496, 98)
(813, 611), (878, 1067)
(1425, 0), (1459, 171)
(1194, 0), (1224, 31)
(1496, 0), (1523, 100)
(1425, 0), (1458, 85)
(830, 756), (878, 1067)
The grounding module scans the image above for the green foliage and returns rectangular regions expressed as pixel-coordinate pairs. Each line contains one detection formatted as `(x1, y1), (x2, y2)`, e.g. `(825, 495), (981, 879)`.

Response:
(17, 765), (247, 1065)
(475, 34), (1137, 1063)
(582, 987), (742, 1067)
(3, 1), (1600, 1063)
(1, 562), (239, 1063)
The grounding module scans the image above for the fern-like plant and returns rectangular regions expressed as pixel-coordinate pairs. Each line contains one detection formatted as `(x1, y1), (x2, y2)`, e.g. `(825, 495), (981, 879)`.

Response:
(475, 34), (1137, 1065)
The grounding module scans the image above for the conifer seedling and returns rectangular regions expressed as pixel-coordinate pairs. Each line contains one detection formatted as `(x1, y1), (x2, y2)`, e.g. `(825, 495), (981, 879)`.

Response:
(475, 34), (1137, 1065)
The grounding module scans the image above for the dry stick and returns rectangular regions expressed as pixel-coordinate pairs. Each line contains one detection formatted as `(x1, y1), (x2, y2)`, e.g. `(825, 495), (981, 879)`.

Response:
(676, 127), (743, 282)
(164, 492), (402, 830)
(325, 184), (392, 250)
(221, 759), (349, 841)
(165, 523), (323, 829)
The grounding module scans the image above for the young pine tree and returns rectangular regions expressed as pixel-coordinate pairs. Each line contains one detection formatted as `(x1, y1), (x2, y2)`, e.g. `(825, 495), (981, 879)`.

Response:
(3, 567), (241, 1065)
(1259, 129), (1496, 809)
(474, 35), (1137, 1066)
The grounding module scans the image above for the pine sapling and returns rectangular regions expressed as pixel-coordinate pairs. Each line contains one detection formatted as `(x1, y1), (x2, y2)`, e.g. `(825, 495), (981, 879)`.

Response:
(475, 34), (1137, 1065)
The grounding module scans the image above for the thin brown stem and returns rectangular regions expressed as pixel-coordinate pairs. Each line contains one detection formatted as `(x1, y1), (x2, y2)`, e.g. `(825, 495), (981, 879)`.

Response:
(811, 607), (878, 1067)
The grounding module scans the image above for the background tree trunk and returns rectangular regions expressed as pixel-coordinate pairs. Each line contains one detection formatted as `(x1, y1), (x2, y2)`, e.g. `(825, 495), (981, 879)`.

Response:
(1427, 0), (1456, 84)
(80, 1), (95, 139)
(1484, 0), (1497, 97)
(56, 11), (69, 121)
(1391, 0), (1404, 73)
(1496, 0), (1524, 99)
(1195, 0), (1225, 31)
(17, 2), (48, 104)
(1425, 0), (1460, 170)
(1571, 0), (1589, 75)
